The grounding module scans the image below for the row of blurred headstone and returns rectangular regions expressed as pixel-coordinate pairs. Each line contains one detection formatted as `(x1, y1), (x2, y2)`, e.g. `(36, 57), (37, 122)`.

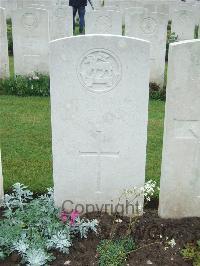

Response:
(0, 0), (199, 19)
(0, 0), (199, 87)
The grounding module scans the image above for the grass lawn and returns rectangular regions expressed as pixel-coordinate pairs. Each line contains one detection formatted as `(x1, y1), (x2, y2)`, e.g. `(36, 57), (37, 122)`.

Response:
(0, 95), (165, 194)
(0, 96), (52, 192)
(146, 100), (165, 188)
(9, 56), (14, 77)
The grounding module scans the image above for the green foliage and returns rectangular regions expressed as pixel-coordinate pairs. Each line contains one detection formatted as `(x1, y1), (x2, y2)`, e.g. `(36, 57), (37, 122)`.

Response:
(0, 74), (50, 96)
(167, 20), (171, 31)
(195, 25), (199, 39)
(1, 73), (165, 101)
(97, 237), (135, 266)
(71, 217), (98, 239)
(0, 183), (98, 266)
(181, 241), (200, 266)
(0, 223), (23, 258)
(167, 32), (178, 44)
(3, 183), (33, 212)
(9, 56), (14, 77)
(6, 19), (13, 56)
(149, 82), (166, 101)
(165, 31), (178, 62)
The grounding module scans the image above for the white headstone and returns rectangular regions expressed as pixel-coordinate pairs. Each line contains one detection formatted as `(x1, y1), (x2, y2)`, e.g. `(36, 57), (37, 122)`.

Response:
(123, 0), (170, 16)
(125, 7), (145, 15)
(0, 7), (9, 78)
(159, 39), (200, 218)
(50, 35), (150, 216)
(195, 2), (200, 36)
(104, 0), (121, 9)
(86, 0), (102, 11)
(49, 5), (73, 40)
(85, 10), (122, 34)
(54, 0), (69, 5)
(2, 0), (18, 18)
(19, 0), (52, 9)
(0, 150), (3, 206)
(125, 10), (168, 86)
(12, 8), (49, 75)
(103, 0), (134, 23)
(171, 8), (196, 40)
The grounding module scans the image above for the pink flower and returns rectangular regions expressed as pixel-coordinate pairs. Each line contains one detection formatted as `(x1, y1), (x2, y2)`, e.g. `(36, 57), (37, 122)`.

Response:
(60, 210), (68, 223)
(70, 210), (79, 225)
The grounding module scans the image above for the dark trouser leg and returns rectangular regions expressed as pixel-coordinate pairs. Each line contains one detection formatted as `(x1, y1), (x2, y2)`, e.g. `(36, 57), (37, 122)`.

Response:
(78, 6), (85, 34)
(73, 7), (78, 32)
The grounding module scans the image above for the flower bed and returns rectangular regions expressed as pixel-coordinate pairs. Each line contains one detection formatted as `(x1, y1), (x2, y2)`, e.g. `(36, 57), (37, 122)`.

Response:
(0, 183), (200, 266)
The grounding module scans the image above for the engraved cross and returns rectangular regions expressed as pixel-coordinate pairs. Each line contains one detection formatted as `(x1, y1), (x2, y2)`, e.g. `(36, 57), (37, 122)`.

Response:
(79, 131), (119, 193)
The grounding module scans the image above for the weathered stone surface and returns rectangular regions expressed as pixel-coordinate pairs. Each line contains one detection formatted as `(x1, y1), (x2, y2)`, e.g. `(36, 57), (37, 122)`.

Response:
(18, 0), (52, 9)
(171, 7), (196, 40)
(0, 0), (19, 18)
(50, 35), (150, 216)
(85, 10), (122, 34)
(195, 2), (200, 36)
(12, 8), (49, 75)
(86, 0), (103, 11)
(0, 7), (9, 78)
(159, 39), (200, 218)
(49, 5), (73, 40)
(125, 10), (168, 86)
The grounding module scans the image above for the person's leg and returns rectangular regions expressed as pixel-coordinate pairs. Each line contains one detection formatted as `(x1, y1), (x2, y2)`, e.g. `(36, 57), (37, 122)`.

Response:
(78, 6), (86, 34)
(73, 7), (78, 32)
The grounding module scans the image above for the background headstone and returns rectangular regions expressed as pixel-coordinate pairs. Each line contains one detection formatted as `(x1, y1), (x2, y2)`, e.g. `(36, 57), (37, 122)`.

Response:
(54, 0), (69, 5)
(49, 5), (73, 40)
(196, 2), (200, 37)
(85, 10), (122, 35)
(18, 0), (52, 9)
(104, 0), (121, 9)
(0, 0), (18, 18)
(50, 35), (150, 215)
(159, 39), (200, 218)
(125, 10), (168, 86)
(86, 0), (103, 11)
(0, 7), (9, 78)
(12, 8), (49, 75)
(171, 7), (196, 40)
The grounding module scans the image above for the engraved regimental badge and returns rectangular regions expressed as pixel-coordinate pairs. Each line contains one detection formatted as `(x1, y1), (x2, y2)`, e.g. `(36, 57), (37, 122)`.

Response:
(78, 49), (121, 93)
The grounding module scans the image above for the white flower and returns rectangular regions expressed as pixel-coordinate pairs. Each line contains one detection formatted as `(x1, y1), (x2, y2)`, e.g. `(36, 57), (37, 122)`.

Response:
(115, 219), (123, 223)
(144, 180), (156, 196)
(32, 76), (39, 80)
(168, 238), (176, 248)
(140, 187), (145, 193)
(64, 260), (71, 265)
(146, 197), (151, 202)
(138, 204), (143, 213)
(143, 180), (158, 202)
